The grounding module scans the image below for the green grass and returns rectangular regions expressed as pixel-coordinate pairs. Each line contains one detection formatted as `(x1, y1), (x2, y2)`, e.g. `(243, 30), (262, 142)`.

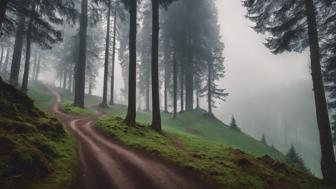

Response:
(96, 117), (328, 189)
(28, 82), (54, 111)
(61, 100), (96, 117)
(99, 105), (284, 160)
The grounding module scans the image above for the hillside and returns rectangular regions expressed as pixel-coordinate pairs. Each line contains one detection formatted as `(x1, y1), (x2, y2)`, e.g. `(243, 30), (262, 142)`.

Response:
(0, 78), (77, 189)
(27, 84), (330, 188)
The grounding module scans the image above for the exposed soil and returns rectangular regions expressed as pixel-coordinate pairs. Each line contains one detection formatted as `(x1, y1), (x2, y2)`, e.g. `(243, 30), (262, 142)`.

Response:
(49, 87), (217, 189)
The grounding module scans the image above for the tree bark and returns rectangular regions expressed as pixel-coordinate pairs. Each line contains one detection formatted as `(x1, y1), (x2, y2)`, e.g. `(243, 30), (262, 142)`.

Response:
(164, 63), (168, 113)
(21, 19), (32, 93)
(185, 37), (193, 111)
(124, 0), (137, 127)
(0, 47), (4, 70)
(0, 0), (9, 31)
(31, 49), (37, 80)
(35, 52), (40, 81)
(74, 0), (88, 108)
(173, 52), (177, 118)
(2, 47), (10, 76)
(208, 61), (212, 115)
(110, 5), (117, 105)
(145, 55), (150, 112)
(304, 0), (336, 185)
(180, 62), (184, 112)
(10, 14), (25, 87)
(68, 68), (73, 92)
(101, 0), (111, 108)
(185, 64), (193, 111)
(63, 69), (68, 90)
(151, 0), (161, 131)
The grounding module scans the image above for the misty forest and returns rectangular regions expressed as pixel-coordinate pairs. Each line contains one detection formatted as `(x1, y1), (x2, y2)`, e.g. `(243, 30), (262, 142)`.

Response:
(1, 0), (336, 188)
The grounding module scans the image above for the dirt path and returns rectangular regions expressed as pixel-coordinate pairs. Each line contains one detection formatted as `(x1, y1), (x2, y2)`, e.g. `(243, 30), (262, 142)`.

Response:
(49, 88), (217, 189)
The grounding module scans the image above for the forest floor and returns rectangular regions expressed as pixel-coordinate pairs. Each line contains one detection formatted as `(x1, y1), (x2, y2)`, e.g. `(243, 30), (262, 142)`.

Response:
(48, 87), (217, 189)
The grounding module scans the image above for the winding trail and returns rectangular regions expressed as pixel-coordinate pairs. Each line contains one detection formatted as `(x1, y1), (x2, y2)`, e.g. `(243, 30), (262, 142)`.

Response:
(48, 87), (217, 189)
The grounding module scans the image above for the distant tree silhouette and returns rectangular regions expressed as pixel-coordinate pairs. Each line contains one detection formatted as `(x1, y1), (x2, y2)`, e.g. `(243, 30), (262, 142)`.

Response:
(230, 116), (241, 132)
(261, 134), (267, 145)
(286, 145), (310, 173)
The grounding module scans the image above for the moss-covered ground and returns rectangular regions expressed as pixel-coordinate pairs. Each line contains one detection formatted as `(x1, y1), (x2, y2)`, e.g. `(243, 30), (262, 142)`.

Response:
(0, 79), (78, 189)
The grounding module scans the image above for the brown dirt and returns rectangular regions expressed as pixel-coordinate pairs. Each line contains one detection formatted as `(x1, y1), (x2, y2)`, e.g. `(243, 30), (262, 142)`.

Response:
(48, 87), (218, 189)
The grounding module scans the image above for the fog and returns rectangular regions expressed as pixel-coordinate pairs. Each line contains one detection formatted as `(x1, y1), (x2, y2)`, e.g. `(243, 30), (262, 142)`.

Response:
(39, 0), (323, 176)
(214, 0), (321, 176)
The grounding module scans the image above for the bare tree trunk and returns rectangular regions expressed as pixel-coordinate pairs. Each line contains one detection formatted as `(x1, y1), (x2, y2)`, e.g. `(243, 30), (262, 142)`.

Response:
(21, 19), (32, 93)
(0, 47), (4, 70)
(164, 63), (168, 113)
(74, 0), (88, 108)
(180, 63), (184, 112)
(196, 90), (200, 109)
(2, 47), (10, 77)
(10, 14), (25, 87)
(31, 49), (37, 80)
(101, 0), (111, 108)
(35, 52), (40, 81)
(0, 0), (9, 31)
(63, 68), (68, 91)
(173, 52), (177, 118)
(110, 5), (117, 105)
(89, 77), (92, 96)
(305, 0), (336, 185)
(124, 0), (137, 127)
(145, 58), (150, 112)
(207, 61), (212, 115)
(68, 68), (73, 92)
(151, 0), (161, 131)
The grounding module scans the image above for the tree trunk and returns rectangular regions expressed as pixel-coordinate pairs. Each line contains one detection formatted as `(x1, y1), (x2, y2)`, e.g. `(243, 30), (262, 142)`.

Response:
(0, 0), (9, 31)
(145, 56), (150, 112)
(0, 47), (4, 70)
(164, 63), (168, 113)
(208, 61), (212, 115)
(2, 47), (10, 76)
(180, 62), (184, 112)
(151, 0), (161, 131)
(31, 49), (37, 80)
(63, 69), (68, 91)
(10, 14), (25, 87)
(68, 68), (73, 92)
(21, 20), (32, 93)
(196, 90), (199, 109)
(89, 77), (92, 96)
(305, 0), (336, 185)
(185, 64), (193, 111)
(74, 0), (88, 108)
(173, 52), (177, 118)
(185, 37), (193, 111)
(110, 5), (117, 105)
(124, 0), (137, 127)
(35, 52), (40, 81)
(101, 0), (111, 108)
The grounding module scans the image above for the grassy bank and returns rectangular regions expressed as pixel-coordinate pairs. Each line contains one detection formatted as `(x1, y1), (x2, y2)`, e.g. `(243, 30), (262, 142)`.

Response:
(0, 79), (78, 189)
(96, 117), (327, 189)
(98, 105), (284, 159)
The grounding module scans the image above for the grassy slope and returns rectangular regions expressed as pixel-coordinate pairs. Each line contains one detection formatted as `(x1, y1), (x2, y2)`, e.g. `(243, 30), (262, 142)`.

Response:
(0, 81), (78, 189)
(99, 105), (284, 159)
(97, 117), (327, 189)
(28, 85), (327, 188)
